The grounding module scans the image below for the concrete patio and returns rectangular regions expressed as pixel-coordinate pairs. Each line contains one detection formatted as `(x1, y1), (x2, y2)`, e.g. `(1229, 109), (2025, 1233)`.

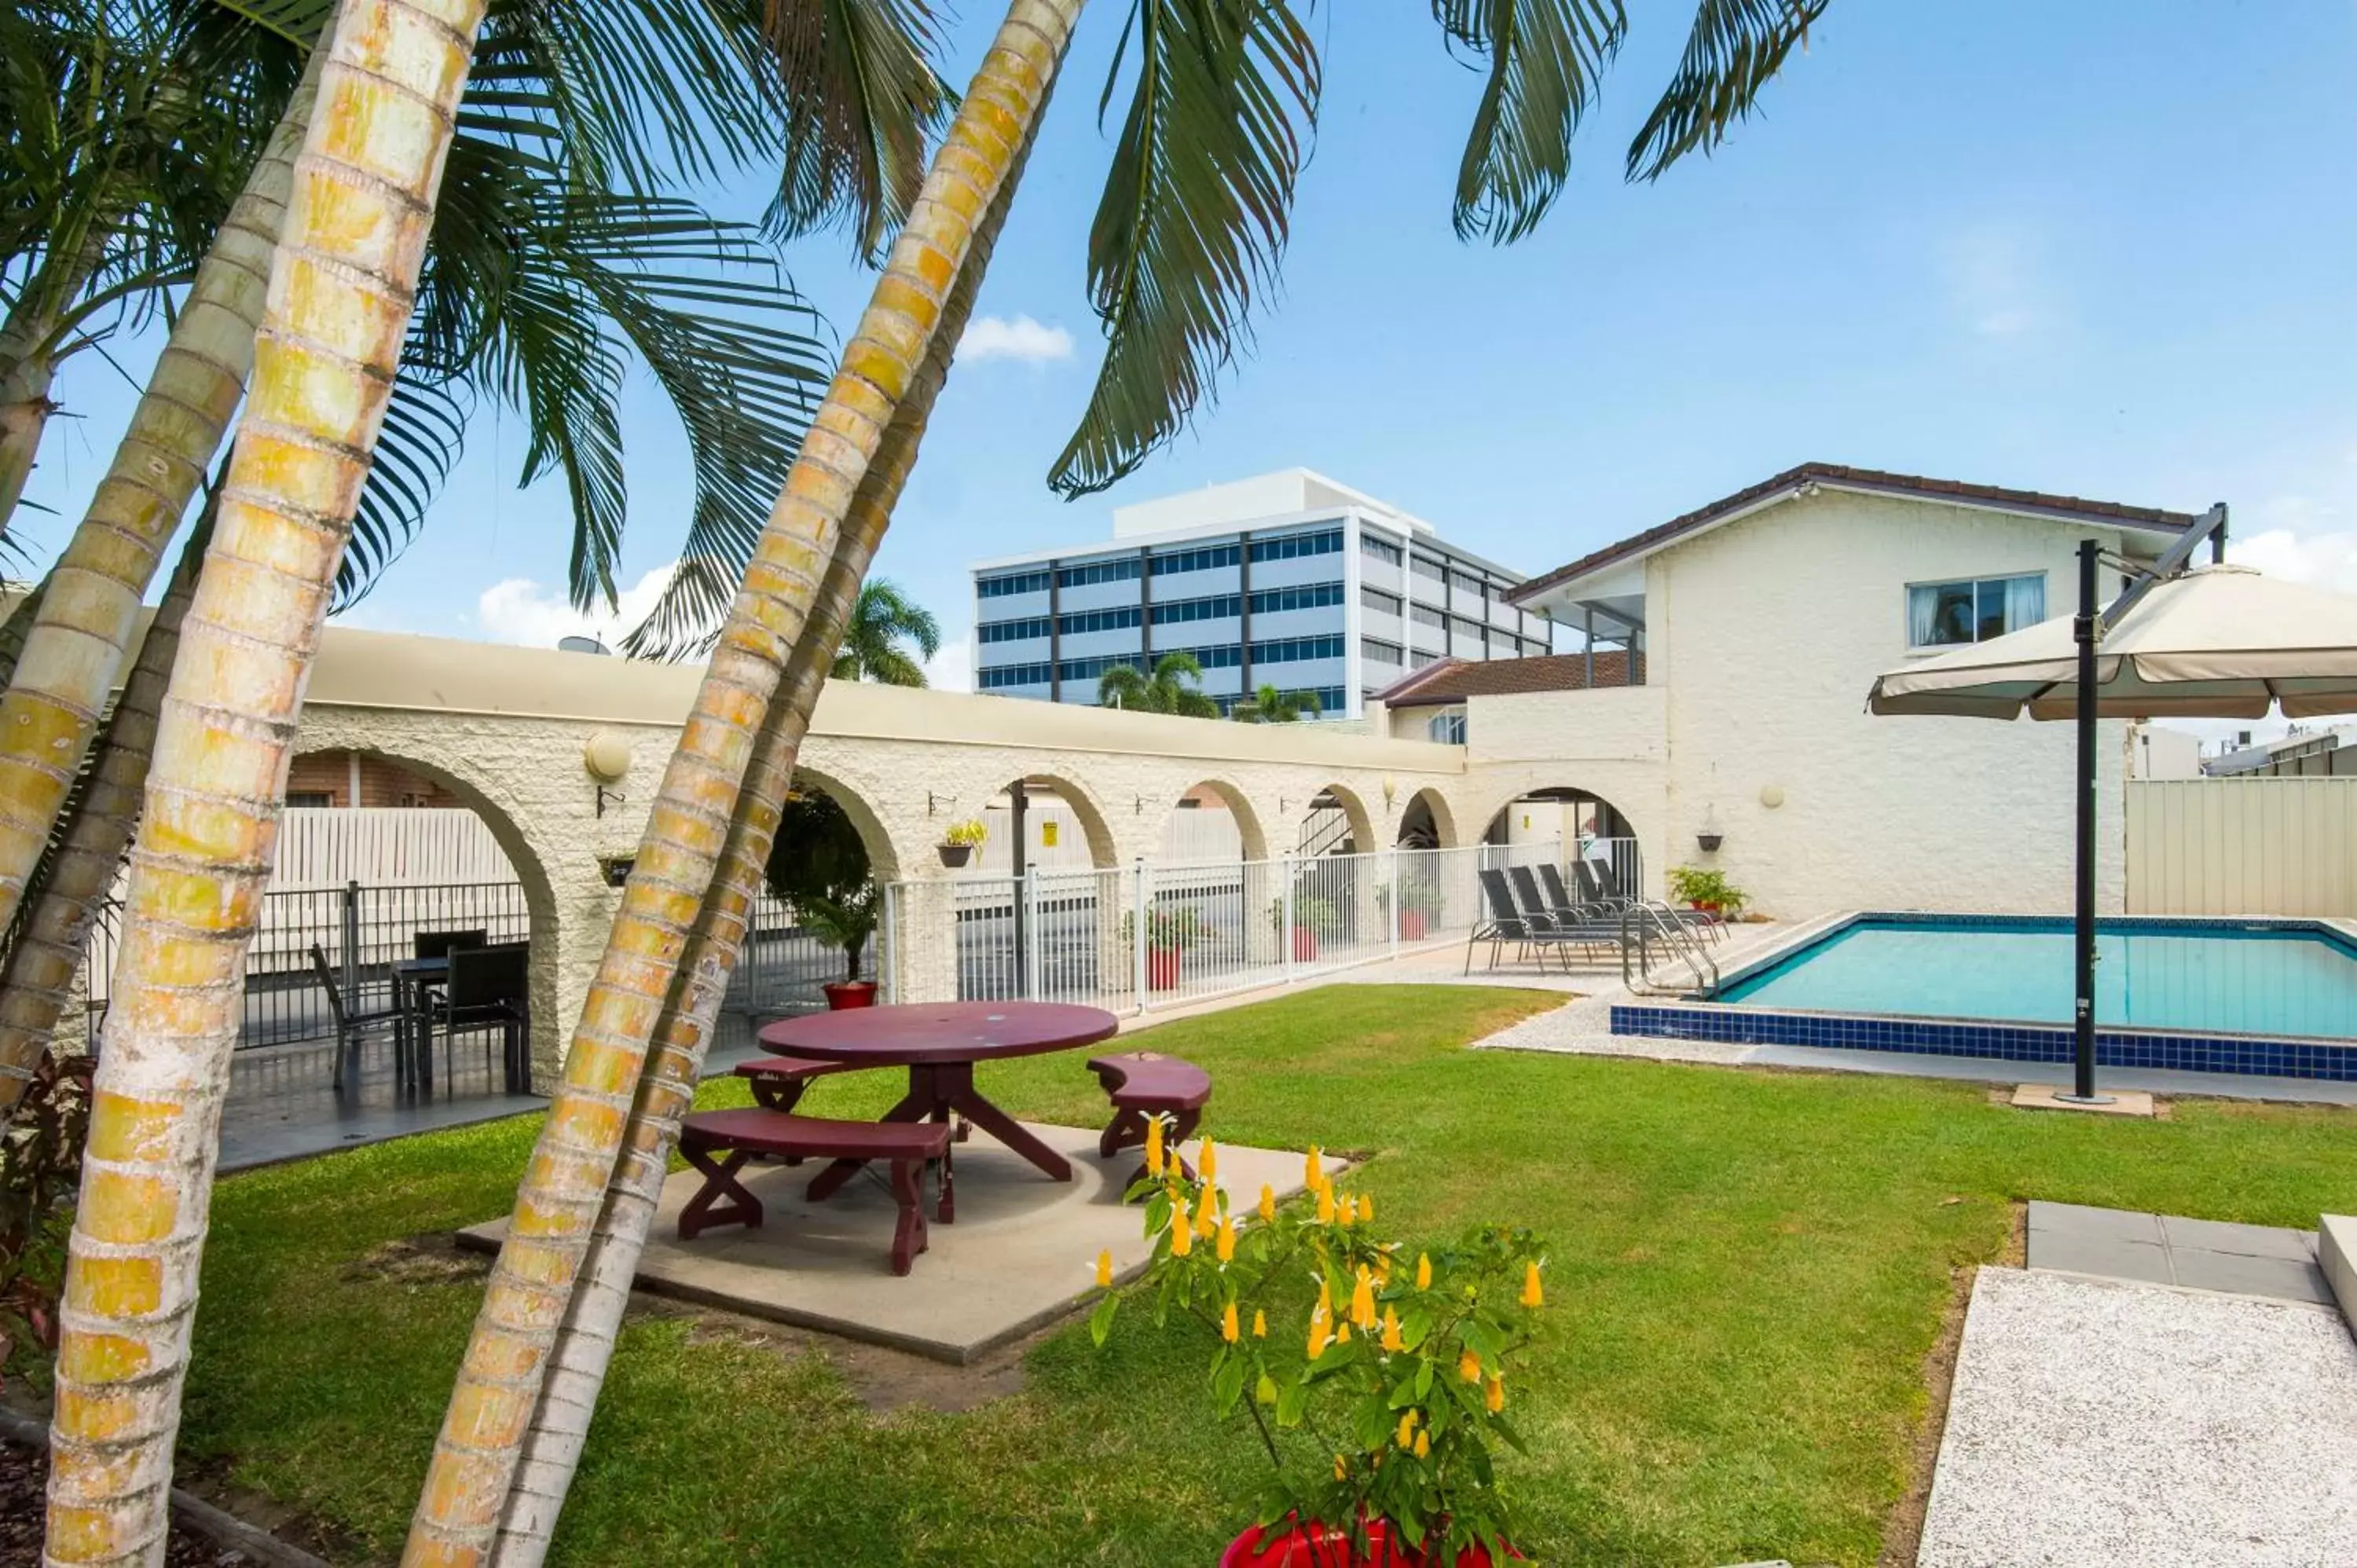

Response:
(458, 1125), (1343, 1364)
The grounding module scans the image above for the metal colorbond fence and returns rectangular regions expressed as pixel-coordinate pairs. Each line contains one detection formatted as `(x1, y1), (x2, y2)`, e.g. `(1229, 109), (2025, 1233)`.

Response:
(2126, 777), (2357, 916)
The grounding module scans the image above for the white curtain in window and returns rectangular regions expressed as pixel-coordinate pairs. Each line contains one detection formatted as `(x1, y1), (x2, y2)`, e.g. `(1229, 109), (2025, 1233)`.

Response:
(2005, 574), (2046, 632)
(1907, 584), (1941, 645)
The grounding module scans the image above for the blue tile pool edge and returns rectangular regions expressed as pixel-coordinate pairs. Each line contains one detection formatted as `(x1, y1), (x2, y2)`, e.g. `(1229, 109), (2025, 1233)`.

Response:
(1611, 1002), (2357, 1083)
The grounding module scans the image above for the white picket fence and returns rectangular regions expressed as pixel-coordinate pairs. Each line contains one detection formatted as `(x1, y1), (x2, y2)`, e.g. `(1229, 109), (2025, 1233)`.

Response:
(270, 808), (515, 888)
(879, 837), (1644, 1016)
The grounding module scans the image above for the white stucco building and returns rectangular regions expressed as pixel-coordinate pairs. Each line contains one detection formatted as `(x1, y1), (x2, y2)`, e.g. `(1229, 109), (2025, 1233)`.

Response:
(1371, 463), (2202, 918)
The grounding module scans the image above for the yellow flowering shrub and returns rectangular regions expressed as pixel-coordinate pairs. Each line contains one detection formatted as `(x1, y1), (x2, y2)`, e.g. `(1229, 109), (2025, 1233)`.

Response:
(1089, 1124), (1549, 1563)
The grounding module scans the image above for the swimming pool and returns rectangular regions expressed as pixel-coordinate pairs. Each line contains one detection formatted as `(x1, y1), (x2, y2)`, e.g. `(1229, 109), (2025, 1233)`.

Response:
(1611, 914), (2357, 1081)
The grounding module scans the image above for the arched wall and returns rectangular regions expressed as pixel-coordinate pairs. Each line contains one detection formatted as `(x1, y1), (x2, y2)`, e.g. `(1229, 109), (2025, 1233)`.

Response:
(1161, 778), (1268, 862)
(789, 764), (904, 884)
(1304, 782), (1376, 856)
(1398, 786), (1460, 849)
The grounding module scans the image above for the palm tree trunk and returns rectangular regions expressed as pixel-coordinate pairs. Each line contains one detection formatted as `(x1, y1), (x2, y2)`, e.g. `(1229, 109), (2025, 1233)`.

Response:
(0, 354), (60, 539)
(484, 104), (1043, 1566)
(0, 45), (324, 948)
(401, 6), (1085, 1563)
(43, 4), (486, 1562)
(0, 229), (108, 536)
(0, 570), (53, 692)
(0, 497), (214, 1119)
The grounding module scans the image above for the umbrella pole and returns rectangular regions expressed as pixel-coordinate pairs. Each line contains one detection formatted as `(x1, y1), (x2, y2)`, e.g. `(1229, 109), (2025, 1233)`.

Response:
(2058, 538), (2112, 1105)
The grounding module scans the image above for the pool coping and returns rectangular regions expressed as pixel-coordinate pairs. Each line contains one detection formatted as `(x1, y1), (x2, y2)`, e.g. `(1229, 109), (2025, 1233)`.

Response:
(1614, 911), (2357, 1083)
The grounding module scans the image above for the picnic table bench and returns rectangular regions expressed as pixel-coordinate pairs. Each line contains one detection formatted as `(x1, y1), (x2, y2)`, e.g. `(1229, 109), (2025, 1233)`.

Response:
(677, 1108), (952, 1276)
(1088, 1051), (1212, 1182)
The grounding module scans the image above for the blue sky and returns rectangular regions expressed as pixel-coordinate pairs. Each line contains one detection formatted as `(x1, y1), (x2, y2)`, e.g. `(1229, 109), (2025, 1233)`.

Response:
(18, 0), (2357, 707)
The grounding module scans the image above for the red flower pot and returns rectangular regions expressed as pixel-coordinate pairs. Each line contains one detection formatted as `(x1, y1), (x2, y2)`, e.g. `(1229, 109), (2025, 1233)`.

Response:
(1221, 1519), (1501, 1568)
(822, 980), (878, 1010)
(1291, 928), (1318, 963)
(1399, 910), (1428, 942)
(1147, 947), (1182, 991)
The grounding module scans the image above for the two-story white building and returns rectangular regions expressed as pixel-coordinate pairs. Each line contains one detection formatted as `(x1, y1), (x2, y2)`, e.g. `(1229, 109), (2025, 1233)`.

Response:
(1370, 463), (2199, 918)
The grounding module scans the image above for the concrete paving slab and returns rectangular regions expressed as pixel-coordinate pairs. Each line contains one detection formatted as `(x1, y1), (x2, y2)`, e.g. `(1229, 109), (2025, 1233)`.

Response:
(1919, 1268), (2357, 1568)
(2026, 1201), (2165, 1244)
(2028, 1233), (2174, 1287)
(2166, 1249), (2335, 1306)
(2160, 1214), (2319, 1262)
(459, 1122), (1343, 1365)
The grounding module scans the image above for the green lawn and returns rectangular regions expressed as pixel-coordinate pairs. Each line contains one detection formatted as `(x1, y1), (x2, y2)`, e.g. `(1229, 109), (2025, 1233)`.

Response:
(185, 987), (2356, 1566)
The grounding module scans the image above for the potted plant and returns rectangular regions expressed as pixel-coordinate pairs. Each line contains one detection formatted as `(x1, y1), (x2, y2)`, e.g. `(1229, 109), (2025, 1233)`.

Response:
(1270, 894), (1338, 963)
(1665, 865), (1747, 919)
(1391, 871), (1440, 943)
(939, 818), (986, 869)
(1091, 1134), (1549, 1566)
(768, 789), (882, 1008)
(1124, 907), (1204, 991)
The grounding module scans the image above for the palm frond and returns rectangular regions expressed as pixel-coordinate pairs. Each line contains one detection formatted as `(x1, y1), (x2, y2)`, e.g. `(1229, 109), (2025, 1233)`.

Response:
(335, 368), (470, 608)
(1047, 0), (1321, 499)
(1433, 0), (1626, 244)
(761, 0), (956, 262)
(1624, 0), (1824, 182)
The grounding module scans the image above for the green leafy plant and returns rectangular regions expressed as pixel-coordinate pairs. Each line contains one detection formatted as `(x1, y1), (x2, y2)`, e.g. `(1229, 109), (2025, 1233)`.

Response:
(1271, 892), (1341, 938)
(941, 818), (988, 848)
(1091, 1134), (1549, 1563)
(1666, 866), (1747, 914)
(0, 1050), (94, 1391)
(1123, 906), (1204, 952)
(768, 788), (879, 981)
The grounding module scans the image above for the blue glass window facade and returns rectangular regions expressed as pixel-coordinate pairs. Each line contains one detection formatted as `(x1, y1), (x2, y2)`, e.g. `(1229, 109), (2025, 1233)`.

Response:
(977, 569), (1051, 599)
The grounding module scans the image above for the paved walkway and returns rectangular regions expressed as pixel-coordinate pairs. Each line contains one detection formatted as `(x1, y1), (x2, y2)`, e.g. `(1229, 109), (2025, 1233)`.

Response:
(2028, 1201), (2333, 1306)
(1919, 1266), (2357, 1567)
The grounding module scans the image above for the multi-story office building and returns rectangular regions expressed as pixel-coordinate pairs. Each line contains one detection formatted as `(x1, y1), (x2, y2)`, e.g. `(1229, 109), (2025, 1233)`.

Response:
(970, 470), (1552, 720)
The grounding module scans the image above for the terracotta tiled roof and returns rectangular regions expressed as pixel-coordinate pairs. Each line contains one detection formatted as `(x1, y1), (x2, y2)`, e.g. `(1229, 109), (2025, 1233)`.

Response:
(1507, 463), (2200, 606)
(1373, 652), (1645, 708)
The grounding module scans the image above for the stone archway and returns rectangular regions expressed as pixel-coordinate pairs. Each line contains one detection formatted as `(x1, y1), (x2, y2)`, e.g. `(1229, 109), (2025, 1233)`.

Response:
(1299, 782), (1376, 858)
(1396, 787), (1458, 849)
(1159, 779), (1268, 863)
(978, 772), (1121, 871)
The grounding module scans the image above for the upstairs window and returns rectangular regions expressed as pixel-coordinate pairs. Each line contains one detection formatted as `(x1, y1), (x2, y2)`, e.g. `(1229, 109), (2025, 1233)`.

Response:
(1908, 573), (2044, 648)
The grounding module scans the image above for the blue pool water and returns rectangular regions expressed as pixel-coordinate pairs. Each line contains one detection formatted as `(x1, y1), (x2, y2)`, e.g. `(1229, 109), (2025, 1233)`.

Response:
(1715, 918), (2357, 1040)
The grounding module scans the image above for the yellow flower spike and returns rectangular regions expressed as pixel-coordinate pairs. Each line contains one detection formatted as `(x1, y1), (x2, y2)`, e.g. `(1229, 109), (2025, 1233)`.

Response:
(1200, 1137), (1218, 1184)
(1146, 1115), (1165, 1178)
(1414, 1430), (1430, 1459)
(1253, 1309), (1268, 1339)
(1334, 1454), (1348, 1483)
(1305, 1144), (1322, 1189)
(1396, 1411), (1417, 1449)
(1522, 1261), (1545, 1309)
(1380, 1306), (1404, 1354)
(1335, 1318), (1351, 1344)
(1339, 1195), (1358, 1227)
(1375, 1253), (1392, 1285)
(1351, 1266), (1376, 1329)
(1358, 1193), (1375, 1223)
(1095, 1250), (1113, 1289)
(1197, 1190), (1221, 1239)
(1259, 1183), (1277, 1223)
(1485, 1375), (1505, 1414)
(1170, 1204), (1193, 1258)
(1307, 1306), (1331, 1360)
(1215, 1215), (1237, 1263)
(1416, 1253), (1433, 1290)
(1222, 1301), (1240, 1343)
(1317, 1275), (1333, 1315)
(1316, 1185), (1336, 1225)
(1458, 1348), (1482, 1383)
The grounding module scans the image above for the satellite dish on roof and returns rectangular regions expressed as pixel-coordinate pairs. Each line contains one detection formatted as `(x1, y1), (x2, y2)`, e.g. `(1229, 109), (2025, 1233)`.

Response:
(558, 635), (610, 656)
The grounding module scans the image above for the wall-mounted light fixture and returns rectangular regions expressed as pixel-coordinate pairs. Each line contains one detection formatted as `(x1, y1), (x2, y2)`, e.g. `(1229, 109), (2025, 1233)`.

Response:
(584, 731), (632, 819)
(597, 854), (636, 888)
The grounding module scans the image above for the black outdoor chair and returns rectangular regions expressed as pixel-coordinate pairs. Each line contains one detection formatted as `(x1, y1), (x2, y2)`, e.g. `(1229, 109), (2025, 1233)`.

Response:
(442, 942), (531, 1094)
(1507, 866), (1627, 959)
(1572, 859), (1721, 943)
(1469, 869), (1578, 974)
(309, 943), (404, 1094)
(1542, 861), (1625, 918)
(415, 928), (488, 960)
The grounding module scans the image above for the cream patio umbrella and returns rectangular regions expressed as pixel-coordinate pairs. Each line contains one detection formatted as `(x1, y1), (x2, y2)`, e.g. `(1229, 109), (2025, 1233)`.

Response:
(1867, 511), (2357, 1101)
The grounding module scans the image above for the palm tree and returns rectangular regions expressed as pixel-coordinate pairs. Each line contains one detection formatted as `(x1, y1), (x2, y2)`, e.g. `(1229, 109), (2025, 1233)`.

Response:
(830, 578), (940, 684)
(424, 1), (1828, 1552)
(1098, 650), (1221, 718)
(1232, 682), (1318, 723)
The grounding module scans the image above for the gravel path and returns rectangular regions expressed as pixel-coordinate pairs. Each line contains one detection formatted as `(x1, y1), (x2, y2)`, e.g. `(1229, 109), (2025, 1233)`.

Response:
(1918, 1267), (2357, 1567)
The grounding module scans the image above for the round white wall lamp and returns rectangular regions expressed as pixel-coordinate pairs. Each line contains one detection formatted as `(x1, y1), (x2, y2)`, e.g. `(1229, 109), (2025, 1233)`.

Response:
(583, 731), (632, 783)
(1758, 784), (1787, 810)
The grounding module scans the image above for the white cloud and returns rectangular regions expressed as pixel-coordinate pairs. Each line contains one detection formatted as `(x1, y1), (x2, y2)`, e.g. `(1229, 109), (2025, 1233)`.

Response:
(924, 636), (973, 693)
(475, 562), (679, 649)
(957, 314), (1074, 365)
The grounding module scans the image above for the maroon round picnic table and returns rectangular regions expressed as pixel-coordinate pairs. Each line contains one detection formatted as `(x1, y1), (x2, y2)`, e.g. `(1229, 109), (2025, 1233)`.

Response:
(757, 1001), (1118, 1193)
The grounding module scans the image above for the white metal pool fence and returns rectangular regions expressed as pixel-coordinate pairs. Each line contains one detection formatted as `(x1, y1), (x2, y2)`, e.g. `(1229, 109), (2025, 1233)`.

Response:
(877, 837), (1643, 1014)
